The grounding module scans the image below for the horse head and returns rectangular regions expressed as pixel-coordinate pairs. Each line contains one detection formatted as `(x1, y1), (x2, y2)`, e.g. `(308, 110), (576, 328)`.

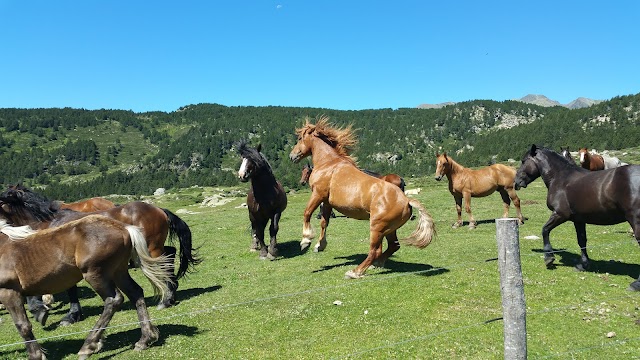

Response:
(237, 141), (271, 182)
(434, 152), (450, 181)
(0, 185), (57, 224)
(299, 163), (313, 185)
(514, 145), (543, 190)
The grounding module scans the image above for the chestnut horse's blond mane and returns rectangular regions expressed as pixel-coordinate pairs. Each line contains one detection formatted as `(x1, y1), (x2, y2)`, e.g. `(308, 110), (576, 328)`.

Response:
(296, 115), (358, 163)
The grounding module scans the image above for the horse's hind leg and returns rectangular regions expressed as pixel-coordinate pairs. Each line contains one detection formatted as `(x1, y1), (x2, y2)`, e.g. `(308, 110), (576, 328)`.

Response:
(573, 222), (590, 271)
(315, 202), (333, 252)
(267, 212), (282, 260)
(115, 272), (160, 351)
(345, 228), (385, 279)
(626, 217), (640, 290)
(77, 277), (124, 359)
(157, 246), (177, 310)
(0, 289), (46, 359)
(372, 231), (401, 268)
(60, 285), (84, 326)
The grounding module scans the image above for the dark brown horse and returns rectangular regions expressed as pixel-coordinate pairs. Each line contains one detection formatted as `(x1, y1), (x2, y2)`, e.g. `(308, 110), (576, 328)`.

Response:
(0, 185), (200, 326)
(434, 152), (524, 229)
(515, 145), (640, 290)
(59, 197), (116, 212)
(237, 142), (287, 260)
(0, 215), (171, 359)
(289, 116), (435, 279)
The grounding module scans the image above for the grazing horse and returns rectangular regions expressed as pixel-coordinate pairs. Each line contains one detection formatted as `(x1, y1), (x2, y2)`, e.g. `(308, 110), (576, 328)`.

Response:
(289, 115), (436, 279)
(0, 215), (171, 359)
(578, 147), (605, 171)
(0, 185), (200, 326)
(237, 142), (287, 260)
(514, 144), (640, 289)
(434, 152), (524, 229)
(59, 197), (116, 212)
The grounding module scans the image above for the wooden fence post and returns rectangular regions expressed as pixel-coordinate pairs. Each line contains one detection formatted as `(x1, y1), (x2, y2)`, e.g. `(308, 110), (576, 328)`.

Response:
(496, 218), (527, 359)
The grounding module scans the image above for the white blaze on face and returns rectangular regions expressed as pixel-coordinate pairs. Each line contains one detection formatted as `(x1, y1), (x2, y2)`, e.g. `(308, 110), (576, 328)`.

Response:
(238, 158), (249, 178)
(580, 152), (585, 163)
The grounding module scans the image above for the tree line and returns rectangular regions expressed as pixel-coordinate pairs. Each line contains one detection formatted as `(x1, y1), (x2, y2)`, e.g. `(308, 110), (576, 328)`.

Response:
(0, 93), (638, 201)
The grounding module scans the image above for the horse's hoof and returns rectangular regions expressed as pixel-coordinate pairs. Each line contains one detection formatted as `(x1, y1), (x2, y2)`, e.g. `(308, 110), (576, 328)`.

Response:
(627, 281), (640, 291)
(468, 224), (477, 230)
(34, 308), (49, 327)
(300, 240), (311, 252)
(544, 256), (556, 269)
(42, 294), (54, 306)
(59, 312), (83, 327)
(266, 253), (277, 261)
(574, 264), (587, 272)
(451, 223), (461, 229)
(135, 340), (150, 351)
(344, 270), (364, 279)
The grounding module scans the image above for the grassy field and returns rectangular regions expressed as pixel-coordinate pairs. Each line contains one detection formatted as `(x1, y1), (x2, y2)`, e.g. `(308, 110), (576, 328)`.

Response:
(1, 175), (640, 359)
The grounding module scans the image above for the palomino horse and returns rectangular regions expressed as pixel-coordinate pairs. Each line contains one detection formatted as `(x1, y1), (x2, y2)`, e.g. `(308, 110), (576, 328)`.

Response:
(578, 147), (605, 171)
(237, 142), (287, 260)
(289, 116), (436, 279)
(515, 145), (640, 290)
(0, 215), (171, 359)
(59, 197), (116, 212)
(0, 185), (200, 326)
(434, 152), (524, 229)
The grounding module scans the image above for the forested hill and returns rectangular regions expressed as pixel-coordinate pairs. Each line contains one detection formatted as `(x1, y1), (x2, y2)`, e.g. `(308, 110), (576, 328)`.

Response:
(1, 92), (639, 201)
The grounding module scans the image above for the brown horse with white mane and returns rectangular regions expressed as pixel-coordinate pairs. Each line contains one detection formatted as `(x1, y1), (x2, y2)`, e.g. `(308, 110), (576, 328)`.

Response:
(0, 215), (171, 359)
(289, 116), (435, 279)
(434, 152), (524, 229)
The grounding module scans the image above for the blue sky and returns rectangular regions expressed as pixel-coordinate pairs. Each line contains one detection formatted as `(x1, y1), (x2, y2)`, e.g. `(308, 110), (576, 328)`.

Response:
(1, 1), (638, 113)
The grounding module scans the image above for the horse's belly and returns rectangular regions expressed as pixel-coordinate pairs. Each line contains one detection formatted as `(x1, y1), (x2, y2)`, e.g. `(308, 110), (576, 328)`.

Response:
(571, 212), (626, 225)
(20, 265), (83, 296)
(334, 206), (370, 220)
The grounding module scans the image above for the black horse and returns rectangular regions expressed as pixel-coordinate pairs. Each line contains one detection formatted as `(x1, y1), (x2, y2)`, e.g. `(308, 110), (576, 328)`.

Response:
(237, 142), (287, 260)
(514, 144), (640, 290)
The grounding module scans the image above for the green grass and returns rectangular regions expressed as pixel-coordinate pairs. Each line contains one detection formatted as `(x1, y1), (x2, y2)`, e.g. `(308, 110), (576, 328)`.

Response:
(1, 177), (640, 359)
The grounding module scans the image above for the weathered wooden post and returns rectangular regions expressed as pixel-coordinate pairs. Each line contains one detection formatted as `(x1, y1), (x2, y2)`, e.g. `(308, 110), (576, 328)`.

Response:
(496, 218), (527, 359)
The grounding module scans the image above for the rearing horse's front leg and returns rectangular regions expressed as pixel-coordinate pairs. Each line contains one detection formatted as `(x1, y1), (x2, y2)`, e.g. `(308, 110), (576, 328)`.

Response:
(301, 193), (324, 251)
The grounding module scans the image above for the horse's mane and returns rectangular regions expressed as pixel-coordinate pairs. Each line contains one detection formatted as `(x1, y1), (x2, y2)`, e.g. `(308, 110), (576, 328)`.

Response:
(0, 185), (58, 222)
(296, 115), (358, 163)
(237, 141), (274, 176)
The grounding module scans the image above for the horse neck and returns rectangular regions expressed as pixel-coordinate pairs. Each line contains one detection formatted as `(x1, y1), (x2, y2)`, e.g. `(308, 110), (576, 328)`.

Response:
(538, 151), (576, 188)
(310, 137), (348, 168)
(446, 157), (465, 179)
(250, 169), (278, 191)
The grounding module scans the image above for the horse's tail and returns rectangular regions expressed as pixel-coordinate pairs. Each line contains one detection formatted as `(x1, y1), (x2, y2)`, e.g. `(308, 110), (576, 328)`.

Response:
(163, 208), (202, 279)
(399, 177), (406, 192)
(402, 199), (436, 249)
(127, 225), (173, 302)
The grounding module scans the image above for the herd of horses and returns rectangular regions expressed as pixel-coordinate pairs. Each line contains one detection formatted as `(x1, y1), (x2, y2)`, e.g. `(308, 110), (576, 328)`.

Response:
(1, 114), (639, 359)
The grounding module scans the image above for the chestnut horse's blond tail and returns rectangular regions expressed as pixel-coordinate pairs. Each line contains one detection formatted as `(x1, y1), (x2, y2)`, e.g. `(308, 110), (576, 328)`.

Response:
(127, 225), (173, 302)
(402, 199), (436, 249)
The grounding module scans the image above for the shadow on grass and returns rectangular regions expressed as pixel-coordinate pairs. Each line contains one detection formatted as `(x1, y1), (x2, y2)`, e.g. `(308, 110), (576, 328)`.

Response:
(531, 248), (640, 279)
(35, 285), (221, 330)
(0, 323), (201, 360)
(312, 253), (449, 277)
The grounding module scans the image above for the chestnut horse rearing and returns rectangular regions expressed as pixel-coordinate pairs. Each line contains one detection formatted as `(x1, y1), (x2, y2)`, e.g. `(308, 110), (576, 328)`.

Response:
(434, 152), (524, 229)
(289, 116), (436, 279)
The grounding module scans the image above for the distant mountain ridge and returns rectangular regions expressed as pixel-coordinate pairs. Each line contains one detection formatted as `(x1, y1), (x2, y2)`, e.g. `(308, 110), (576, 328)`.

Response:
(418, 94), (603, 109)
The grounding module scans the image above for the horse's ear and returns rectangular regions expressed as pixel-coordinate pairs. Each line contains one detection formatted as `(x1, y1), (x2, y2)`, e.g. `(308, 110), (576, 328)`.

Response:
(530, 144), (538, 155)
(435, 151), (440, 157)
(256, 143), (262, 153)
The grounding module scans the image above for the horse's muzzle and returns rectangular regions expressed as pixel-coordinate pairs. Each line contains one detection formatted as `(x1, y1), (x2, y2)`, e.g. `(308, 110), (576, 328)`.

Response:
(434, 175), (443, 181)
(514, 181), (527, 190)
(289, 152), (301, 163)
